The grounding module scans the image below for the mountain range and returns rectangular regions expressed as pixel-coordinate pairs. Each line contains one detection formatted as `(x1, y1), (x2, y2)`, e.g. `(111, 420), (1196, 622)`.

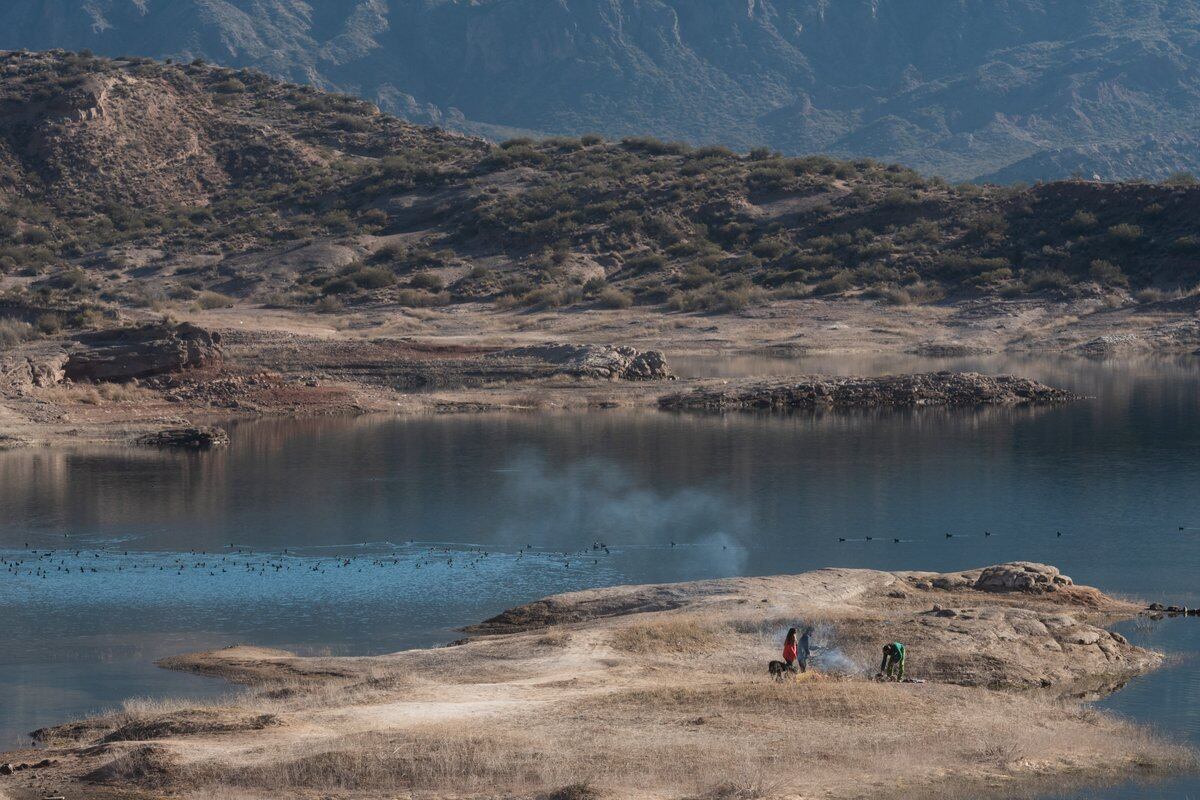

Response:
(1, 1), (1199, 182)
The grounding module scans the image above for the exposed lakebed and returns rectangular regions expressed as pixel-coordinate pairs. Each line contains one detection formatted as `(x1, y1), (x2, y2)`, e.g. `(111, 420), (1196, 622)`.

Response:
(2, 353), (1199, 796)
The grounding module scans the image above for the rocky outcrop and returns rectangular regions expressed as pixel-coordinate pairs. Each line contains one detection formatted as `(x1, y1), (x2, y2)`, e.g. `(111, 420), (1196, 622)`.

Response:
(496, 344), (672, 381)
(974, 562), (1074, 594)
(0, 348), (68, 391)
(659, 372), (1076, 412)
(136, 426), (229, 449)
(65, 323), (221, 383)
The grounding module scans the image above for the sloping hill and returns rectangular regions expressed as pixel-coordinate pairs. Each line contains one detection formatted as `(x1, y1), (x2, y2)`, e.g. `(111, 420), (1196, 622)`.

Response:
(1, 50), (1199, 327)
(2, 1), (1200, 182)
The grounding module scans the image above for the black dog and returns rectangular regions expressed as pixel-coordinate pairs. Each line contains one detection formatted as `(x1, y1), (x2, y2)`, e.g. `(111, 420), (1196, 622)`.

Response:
(768, 660), (797, 679)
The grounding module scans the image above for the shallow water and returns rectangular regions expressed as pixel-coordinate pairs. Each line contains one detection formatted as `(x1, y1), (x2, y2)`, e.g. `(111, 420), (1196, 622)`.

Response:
(2, 353), (1199, 795)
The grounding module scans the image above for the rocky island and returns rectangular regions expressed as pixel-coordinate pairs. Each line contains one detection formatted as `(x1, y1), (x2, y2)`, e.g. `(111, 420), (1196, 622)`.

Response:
(659, 372), (1079, 412)
(0, 563), (1191, 800)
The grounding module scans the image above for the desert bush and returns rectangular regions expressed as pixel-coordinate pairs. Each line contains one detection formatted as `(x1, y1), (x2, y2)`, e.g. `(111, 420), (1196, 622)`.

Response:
(595, 287), (633, 309)
(812, 271), (854, 296)
(211, 78), (246, 93)
(0, 319), (35, 347)
(625, 253), (667, 275)
(668, 286), (754, 313)
(1163, 171), (1199, 187)
(395, 289), (450, 308)
(196, 291), (235, 309)
(678, 263), (717, 289)
(1089, 260), (1128, 287)
(315, 295), (344, 313)
(35, 313), (63, 334)
(968, 213), (1008, 240)
(321, 278), (358, 296)
(409, 272), (444, 291)
(750, 239), (788, 260)
(1107, 223), (1143, 243)
(331, 114), (371, 132)
(1066, 210), (1097, 232)
(620, 137), (690, 156)
(1024, 269), (1072, 291)
(346, 267), (396, 290)
(872, 287), (912, 305)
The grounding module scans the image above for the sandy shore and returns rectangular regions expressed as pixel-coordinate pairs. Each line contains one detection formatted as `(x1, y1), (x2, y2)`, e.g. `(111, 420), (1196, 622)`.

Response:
(0, 562), (1193, 800)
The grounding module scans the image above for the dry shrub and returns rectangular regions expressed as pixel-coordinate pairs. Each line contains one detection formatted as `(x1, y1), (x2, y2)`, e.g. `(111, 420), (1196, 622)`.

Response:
(195, 290), (235, 309)
(0, 318), (34, 347)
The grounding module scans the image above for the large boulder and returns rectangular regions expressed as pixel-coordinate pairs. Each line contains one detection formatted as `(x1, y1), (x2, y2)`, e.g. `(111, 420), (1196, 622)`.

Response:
(495, 343), (672, 381)
(65, 323), (221, 383)
(974, 562), (1074, 594)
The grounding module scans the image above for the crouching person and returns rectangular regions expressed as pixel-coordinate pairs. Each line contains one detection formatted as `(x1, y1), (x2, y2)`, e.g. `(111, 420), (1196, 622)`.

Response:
(879, 641), (906, 681)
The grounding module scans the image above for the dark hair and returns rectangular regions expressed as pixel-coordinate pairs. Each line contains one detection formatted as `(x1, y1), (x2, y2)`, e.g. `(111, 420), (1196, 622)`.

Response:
(786, 627), (797, 642)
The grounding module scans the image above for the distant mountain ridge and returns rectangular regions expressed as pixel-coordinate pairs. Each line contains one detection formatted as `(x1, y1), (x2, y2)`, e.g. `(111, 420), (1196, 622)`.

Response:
(2, 1), (1200, 182)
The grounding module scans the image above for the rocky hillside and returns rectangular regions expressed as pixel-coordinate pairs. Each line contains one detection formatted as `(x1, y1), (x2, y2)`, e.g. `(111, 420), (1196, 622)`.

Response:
(1, 50), (1199, 332)
(2, 1), (1200, 182)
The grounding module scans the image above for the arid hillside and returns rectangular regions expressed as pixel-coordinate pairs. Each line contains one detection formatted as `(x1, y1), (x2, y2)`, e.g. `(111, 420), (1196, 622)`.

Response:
(2, 48), (1200, 339)
(5, 2), (1200, 182)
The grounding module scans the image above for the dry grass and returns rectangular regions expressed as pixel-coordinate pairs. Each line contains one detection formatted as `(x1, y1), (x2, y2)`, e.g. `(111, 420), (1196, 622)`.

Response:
(37, 381), (157, 405)
(0, 318), (35, 347)
(536, 628), (573, 648)
(608, 616), (729, 654)
(159, 670), (1194, 800)
(48, 658), (1181, 800)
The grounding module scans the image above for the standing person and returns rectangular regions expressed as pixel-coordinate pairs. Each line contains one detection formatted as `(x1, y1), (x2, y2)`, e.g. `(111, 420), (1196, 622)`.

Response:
(879, 641), (906, 681)
(782, 628), (800, 673)
(796, 626), (814, 672)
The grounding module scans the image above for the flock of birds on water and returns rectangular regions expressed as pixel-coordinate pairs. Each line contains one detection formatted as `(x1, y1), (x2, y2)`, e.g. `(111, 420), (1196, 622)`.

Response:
(0, 538), (637, 581)
(839, 525), (1200, 544)
(2, 526), (1199, 582)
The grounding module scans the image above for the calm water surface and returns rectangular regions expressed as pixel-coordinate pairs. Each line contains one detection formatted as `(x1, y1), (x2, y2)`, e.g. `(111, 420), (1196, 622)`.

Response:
(2, 353), (1199, 797)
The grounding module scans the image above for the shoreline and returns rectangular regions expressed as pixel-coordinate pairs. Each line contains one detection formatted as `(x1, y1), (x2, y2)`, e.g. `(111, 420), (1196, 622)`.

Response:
(1, 563), (1194, 799)
(3, 295), (1197, 450)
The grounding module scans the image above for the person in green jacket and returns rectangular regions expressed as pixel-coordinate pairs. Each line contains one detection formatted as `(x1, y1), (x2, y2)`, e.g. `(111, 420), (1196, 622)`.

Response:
(879, 642), (906, 681)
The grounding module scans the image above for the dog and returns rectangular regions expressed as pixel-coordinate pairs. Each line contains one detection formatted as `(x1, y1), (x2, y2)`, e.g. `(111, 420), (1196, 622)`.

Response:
(768, 660), (798, 680)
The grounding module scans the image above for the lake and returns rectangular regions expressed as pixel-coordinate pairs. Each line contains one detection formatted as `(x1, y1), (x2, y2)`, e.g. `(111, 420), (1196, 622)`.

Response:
(2, 353), (1199, 797)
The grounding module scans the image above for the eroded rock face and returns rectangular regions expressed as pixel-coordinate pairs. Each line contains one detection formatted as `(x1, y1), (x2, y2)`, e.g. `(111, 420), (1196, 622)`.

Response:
(496, 343), (672, 381)
(0, 349), (68, 391)
(659, 372), (1076, 411)
(65, 323), (221, 383)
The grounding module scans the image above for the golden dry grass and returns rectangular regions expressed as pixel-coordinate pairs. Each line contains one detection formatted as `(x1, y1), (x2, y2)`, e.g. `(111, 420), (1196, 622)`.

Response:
(608, 616), (729, 654)
(37, 381), (157, 405)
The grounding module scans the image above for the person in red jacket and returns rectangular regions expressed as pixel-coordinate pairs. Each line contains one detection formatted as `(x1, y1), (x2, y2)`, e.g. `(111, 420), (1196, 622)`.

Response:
(783, 628), (800, 673)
